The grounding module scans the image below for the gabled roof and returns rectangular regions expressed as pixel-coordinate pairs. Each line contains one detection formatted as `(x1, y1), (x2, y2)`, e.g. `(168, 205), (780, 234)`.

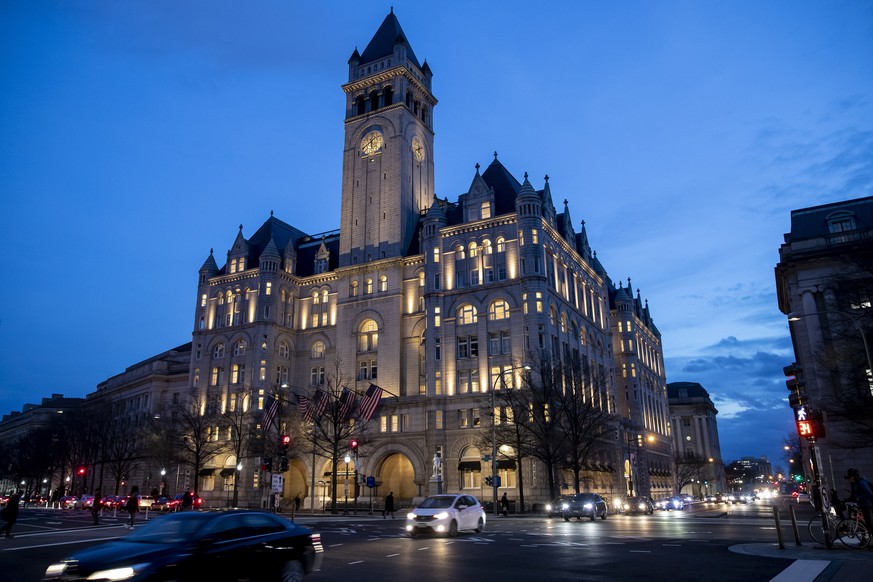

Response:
(360, 9), (421, 68)
(480, 157), (521, 216)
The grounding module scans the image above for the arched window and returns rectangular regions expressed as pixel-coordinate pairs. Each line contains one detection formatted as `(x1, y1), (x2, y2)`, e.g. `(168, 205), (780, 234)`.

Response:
(355, 95), (365, 116)
(483, 239), (492, 254)
(365, 278), (373, 294)
(469, 242), (478, 258)
(379, 275), (388, 292)
(455, 244), (465, 260)
(213, 343), (225, 359)
(311, 341), (325, 359)
(351, 281), (359, 297)
(233, 339), (247, 356)
(383, 86), (393, 106)
(496, 237), (506, 253)
(489, 300), (510, 321)
(358, 319), (379, 352)
(369, 90), (379, 111)
(458, 304), (478, 325)
(279, 341), (290, 359)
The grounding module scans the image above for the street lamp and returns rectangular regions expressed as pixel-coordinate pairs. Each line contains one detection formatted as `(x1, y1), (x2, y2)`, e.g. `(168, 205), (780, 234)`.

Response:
(490, 363), (530, 517)
(343, 454), (351, 515)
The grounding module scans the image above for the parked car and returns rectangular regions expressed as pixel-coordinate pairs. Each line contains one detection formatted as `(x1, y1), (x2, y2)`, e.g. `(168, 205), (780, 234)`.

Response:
(101, 495), (121, 509)
(74, 495), (95, 510)
(138, 495), (156, 509)
(405, 493), (486, 537)
(622, 496), (654, 515)
(43, 510), (323, 581)
(58, 496), (77, 509)
(150, 496), (174, 511)
(796, 492), (811, 504)
(545, 496), (571, 518)
(172, 492), (203, 510)
(561, 493), (608, 521)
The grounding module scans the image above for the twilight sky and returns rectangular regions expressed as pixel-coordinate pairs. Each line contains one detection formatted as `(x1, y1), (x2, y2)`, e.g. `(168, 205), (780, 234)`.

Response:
(2, 1), (872, 472)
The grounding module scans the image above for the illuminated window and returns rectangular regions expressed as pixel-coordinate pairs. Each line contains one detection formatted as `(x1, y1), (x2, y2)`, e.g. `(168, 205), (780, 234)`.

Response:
(435, 410), (443, 430)
(201, 294), (207, 307)
(211, 367), (223, 386)
(233, 340), (246, 356)
(213, 343), (225, 358)
(231, 364), (245, 384)
(366, 279), (373, 294)
(433, 247), (440, 263)
(311, 341), (325, 358)
(379, 275), (388, 292)
(489, 300), (509, 320)
(351, 281), (359, 297)
(358, 319), (379, 352)
(434, 307), (441, 327)
(458, 304), (478, 325)
(531, 229), (538, 244)
(265, 282), (272, 295)
(481, 202), (491, 219)
(496, 237), (505, 253)
(469, 242), (478, 258)
(259, 360), (266, 381)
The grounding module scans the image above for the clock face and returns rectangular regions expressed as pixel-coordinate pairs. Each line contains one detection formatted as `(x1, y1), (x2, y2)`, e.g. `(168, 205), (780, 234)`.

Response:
(361, 131), (383, 155)
(412, 136), (424, 161)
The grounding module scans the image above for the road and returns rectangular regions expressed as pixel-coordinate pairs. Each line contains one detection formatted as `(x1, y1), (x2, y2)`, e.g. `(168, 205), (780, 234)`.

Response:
(0, 499), (857, 582)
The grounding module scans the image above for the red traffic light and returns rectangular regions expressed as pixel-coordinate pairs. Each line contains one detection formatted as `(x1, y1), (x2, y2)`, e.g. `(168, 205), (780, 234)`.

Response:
(77, 467), (86, 475)
(350, 439), (359, 451)
(281, 435), (291, 446)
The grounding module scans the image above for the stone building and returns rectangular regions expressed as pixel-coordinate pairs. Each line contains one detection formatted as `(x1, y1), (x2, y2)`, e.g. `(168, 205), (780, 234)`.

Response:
(776, 195), (873, 487)
(667, 382), (726, 496)
(184, 10), (670, 510)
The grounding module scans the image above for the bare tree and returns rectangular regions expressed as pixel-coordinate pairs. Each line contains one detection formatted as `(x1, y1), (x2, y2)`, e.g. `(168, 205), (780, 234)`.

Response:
(491, 376), (541, 513)
(674, 452), (709, 495)
(222, 386), (260, 506)
(173, 388), (226, 497)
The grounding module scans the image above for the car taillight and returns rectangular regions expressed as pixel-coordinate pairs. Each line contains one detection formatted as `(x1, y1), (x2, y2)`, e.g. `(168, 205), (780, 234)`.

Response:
(311, 533), (323, 553)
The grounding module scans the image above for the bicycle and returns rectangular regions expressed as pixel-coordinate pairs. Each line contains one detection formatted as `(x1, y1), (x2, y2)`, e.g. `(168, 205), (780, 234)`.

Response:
(807, 509), (840, 546)
(835, 502), (870, 549)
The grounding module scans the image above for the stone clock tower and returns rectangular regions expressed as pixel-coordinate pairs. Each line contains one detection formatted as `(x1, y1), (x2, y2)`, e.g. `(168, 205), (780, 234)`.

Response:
(339, 9), (436, 267)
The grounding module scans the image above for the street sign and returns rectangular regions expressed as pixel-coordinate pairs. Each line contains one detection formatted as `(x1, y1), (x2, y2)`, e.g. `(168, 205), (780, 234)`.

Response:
(271, 474), (284, 494)
(366, 476), (376, 488)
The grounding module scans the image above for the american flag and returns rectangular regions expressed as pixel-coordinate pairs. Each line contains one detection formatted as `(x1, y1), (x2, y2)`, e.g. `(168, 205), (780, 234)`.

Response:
(358, 384), (383, 421)
(262, 395), (279, 430)
(312, 390), (328, 418)
(337, 387), (356, 422)
(297, 394), (312, 422)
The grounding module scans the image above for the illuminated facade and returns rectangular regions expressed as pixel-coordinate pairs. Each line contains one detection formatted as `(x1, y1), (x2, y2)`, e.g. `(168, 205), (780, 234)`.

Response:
(184, 10), (670, 510)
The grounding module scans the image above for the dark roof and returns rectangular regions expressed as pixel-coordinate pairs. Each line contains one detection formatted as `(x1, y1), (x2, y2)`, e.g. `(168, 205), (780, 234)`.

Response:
(295, 233), (341, 277)
(666, 382), (711, 399)
(787, 196), (873, 242)
(480, 158), (521, 216)
(247, 216), (309, 263)
(360, 10), (421, 68)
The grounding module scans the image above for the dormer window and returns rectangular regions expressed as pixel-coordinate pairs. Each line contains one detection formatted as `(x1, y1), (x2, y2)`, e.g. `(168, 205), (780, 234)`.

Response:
(827, 210), (857, 244)
(481, 202), (491, 219)
(315, 258), (328, 274)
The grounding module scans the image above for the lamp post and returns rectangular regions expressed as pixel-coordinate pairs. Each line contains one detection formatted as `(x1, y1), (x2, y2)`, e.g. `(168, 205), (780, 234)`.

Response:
(490, 363), (530, 517)
(343, 454), (351, 515)
(160, 468), (166, 497)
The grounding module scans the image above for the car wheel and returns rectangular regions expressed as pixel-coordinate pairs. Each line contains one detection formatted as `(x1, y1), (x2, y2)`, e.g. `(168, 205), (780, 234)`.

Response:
(279, 559), (305, 582)
(448, 520), (458, 537)
(600, 510), (607, 520)
(563, 516), (570, 522)
(475, 517), (484, 533)
(590, 513), (596, 521)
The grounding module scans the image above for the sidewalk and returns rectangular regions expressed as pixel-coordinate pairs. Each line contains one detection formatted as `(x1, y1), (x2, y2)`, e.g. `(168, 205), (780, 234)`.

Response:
(730, 542), (873, 582)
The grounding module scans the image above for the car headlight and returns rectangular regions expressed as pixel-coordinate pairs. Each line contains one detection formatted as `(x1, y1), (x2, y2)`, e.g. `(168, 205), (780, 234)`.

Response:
(86, 563), (150, 581)
(583, 503), (593, 509)
(561, 503), (569, 510)
(622, 504), (629, 510)
(433, 511), (450, 520)
(406, 512), (417, 519)
(545, 504), (553, 511)
(638, 504), (646, 511)
(45, 563), (68, 578)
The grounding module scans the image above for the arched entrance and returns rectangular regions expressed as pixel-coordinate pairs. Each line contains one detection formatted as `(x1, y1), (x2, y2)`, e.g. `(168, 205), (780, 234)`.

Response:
(284, 458), (307, 506)
(378, 453), (415, 510)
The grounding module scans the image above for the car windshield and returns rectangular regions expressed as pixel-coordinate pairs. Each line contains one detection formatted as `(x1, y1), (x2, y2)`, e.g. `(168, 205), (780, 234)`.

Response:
(126, 513), (213, 544)
(418, 496), (456, 509)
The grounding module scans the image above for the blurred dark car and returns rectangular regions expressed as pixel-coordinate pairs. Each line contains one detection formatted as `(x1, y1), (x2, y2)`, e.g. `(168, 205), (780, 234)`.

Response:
(101, 495), (121, 509)
(43, 510), (323, 581)
(545, 496), (571, 518)
(58, 496), (77, 509)
(149, 497), (173, 511)
(622, 496), (654, 515)
(562, 493), (608, 521)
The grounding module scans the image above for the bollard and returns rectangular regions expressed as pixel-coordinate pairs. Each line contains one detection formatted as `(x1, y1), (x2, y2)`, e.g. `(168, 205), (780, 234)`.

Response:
(773, 506), (785, 550)
(788, 504), (801, 546)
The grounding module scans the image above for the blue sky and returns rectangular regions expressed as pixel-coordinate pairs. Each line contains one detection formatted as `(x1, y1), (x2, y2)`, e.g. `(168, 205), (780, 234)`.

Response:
(2, 1), (872, 471)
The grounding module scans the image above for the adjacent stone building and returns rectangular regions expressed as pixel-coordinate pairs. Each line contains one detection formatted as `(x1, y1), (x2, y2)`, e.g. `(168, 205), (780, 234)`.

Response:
(667, 382), (726, 496)
(776, 195), (873, 487)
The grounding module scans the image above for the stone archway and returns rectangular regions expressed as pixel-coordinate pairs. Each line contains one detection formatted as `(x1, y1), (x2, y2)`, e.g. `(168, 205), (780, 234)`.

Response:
(284, 458), (307, 507)
(378, 453), (416, 511)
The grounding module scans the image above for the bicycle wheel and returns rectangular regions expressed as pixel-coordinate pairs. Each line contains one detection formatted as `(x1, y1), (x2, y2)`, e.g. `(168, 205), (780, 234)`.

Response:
(836, 518), (870, 549)
(808, 515), (837, 545)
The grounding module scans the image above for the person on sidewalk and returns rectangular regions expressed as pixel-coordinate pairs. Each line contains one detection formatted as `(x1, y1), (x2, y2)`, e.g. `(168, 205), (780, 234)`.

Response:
(383, 491), (395, 519)
(500, 492), (509, 516)
(0, 490), (22, 538)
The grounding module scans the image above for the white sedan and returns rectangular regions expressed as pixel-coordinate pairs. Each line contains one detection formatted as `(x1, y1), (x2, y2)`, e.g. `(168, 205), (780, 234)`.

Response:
(406, 494), (486, 537)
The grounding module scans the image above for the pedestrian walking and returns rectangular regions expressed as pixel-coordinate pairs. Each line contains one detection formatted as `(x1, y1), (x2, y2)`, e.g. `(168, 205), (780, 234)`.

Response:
(92, 489), (102, 525)
(1, 490), (22, 539)
(500, 492), (509, 516)
(181, 490), (193, 511)
(125, 487), (139, 529)
(294, 493), (301, 511)
(383, 491), (395, 519)
(844, 468), (873, 537)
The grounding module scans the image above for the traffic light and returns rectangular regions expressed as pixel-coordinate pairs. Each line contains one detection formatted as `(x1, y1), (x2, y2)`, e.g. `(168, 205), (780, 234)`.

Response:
(485, 476), (493, 487)
(77, 467), (86, 476)
(784, 363), (805, 408)
(350, 439), (359, 454)
(262, 457), (273, 472)
(280, 435), (291, 450)
(494, 476), (502, 488)
(279, 457), (289, 472)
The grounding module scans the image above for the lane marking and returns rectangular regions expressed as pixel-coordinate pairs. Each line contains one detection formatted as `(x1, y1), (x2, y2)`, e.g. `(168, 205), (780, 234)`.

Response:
(769, 560), (830, 582)
(387, 553), (399, 557)
(348, 560), (364, 565)
(3, 536), (124, 552)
